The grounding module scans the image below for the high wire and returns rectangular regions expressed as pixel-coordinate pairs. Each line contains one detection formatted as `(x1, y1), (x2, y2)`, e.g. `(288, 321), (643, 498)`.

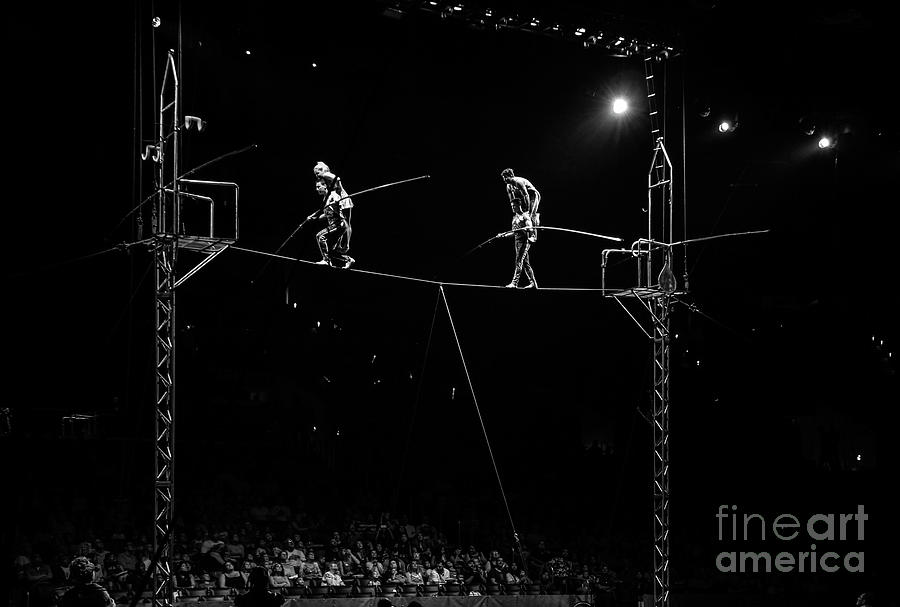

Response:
(232, 246), (616, 292)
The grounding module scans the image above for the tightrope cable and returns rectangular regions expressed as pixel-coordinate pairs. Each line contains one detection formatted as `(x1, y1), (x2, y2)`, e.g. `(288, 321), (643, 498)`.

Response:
(439, 285), (528, 568)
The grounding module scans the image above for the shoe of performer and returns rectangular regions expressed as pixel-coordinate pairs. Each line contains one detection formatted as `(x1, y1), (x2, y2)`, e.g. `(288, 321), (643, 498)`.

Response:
(342, 257), (355, 269)
(315, 259), (330, 265)
(505, 282), (517, 288)
(521, 281), (537, 289)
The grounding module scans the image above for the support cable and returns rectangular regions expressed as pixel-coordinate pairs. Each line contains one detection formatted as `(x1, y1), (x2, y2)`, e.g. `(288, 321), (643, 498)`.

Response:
(393, 288), (442, 511)
(8, 246), (123, 280)
(439, 285), (528, 570)
(680, 55), (688, 289)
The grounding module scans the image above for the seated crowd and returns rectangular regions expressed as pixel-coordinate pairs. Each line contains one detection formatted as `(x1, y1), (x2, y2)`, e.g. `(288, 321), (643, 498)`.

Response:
(12, 513), (632, 605)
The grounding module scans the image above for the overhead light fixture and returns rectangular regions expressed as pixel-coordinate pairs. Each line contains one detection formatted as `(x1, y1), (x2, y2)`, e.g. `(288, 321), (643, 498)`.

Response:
(612, 98), (629, 114)
(818, 136), (834, 149)
(798, 116), (816, 136)
(718, 115), (739, 133)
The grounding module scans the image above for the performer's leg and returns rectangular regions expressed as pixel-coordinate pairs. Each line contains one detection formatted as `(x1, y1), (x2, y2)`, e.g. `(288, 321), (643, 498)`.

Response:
(331, 222), (353, 268)
(316, 228), (331, 265)
(507, 232), (528, 288)
(342, 209), (352, 249)
(339, 222), (354, 268)
(521, 246), (537, 288)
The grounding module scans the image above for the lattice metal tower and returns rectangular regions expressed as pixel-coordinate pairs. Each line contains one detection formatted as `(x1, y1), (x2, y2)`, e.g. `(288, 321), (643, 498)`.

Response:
(143, 50), (238, 607)
(644, 55), (673, 607)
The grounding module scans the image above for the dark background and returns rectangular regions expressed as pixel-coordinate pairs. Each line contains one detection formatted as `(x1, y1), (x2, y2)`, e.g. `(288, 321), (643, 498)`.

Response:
(3, 0), (898, 605)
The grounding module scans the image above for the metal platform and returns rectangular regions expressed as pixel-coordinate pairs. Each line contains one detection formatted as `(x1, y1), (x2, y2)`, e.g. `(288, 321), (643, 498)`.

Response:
(175, 235), (234, 254)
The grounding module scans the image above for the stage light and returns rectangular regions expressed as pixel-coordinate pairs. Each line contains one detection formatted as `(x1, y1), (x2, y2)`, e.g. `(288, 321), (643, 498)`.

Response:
(818, 136), (833, 149)
(151, 17), (161, 28)
(245, 50), (251, 55)
(612, 98), (628, 114)
(718, 121), (733, 133)
(799, 116), (816, 136)
(312, 62), (317, 68)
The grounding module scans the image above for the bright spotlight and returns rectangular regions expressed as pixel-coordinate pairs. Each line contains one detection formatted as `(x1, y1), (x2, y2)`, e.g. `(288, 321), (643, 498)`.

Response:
(818, 136), (833, 149)
(612, 98), (628, 114)
(718, 121), (732, 133)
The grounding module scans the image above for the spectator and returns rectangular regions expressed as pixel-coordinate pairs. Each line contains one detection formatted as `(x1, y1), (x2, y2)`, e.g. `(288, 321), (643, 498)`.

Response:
(124, 561), (148, 593)
(225, 535), (245, 561)
(406, 562), (424, 585)
(199, 532), (227, 572)
(268, 563), (291, 589)
(219, 561), (245, 590)
(58, 557), (115, 607)
(234, 567), (282, 607)
(339, 548), (360, 578)
(462, 560), (485, 595)
(24, 554), (54, 607)
(239, 561), (254, 587)
(301, 553), (322, 585)
(285, 540), (303, 561)
(174, 561), (196, 590)
(384, 562), (406, 585)
(116, 545), (137, 573)
(322, 562), (344, 587)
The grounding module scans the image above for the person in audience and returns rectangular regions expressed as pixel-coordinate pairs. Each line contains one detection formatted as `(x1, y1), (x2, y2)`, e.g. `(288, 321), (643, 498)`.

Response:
(58, 557), (115, 607)
(517, 569), (532, 585)
(199, 532), (227, 573)
(239, 560), (254, 586)
(301, 552), (322, 584)
(406, 561), (424, 585)
(102, 554), (127, 591)
(384, 562), (406, 585)
(280, 551), (298, 579)
(25, 554), (55, 607)
(196, 572), (215, 590)
(219, 560), (246, 590)
(116, 544), (137, 573)
(434, 561), (452, 583)
(226, 535), (246, 561)
(322, 562), (344, 587)
(285, 540), (303, 561)
(234, 567), (282, 607)
(175, 561), (196, 589)
(365, 550), (384, 576)
(339, 548), (361, 578)
(124, 560), (148, 593)
(462, 560), (485, 595)
(351, 541), (366, 563)
(365, 559), (383, 587)
(268, 563), (291, 589)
